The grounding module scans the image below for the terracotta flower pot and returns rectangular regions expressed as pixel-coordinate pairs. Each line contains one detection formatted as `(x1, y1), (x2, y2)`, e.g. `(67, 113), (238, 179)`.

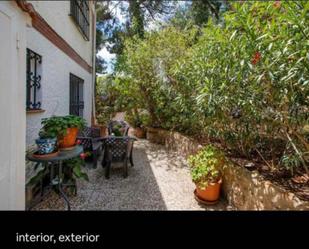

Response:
(100, 126), (107, 136)
(134, 127), (146, 138)
(58, 127), (79, 149)
(196, 178), (222, 202)
(93, 124), (107, 137)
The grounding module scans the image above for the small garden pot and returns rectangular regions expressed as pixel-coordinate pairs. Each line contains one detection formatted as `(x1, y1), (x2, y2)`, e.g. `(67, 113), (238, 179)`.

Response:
(196, 178), (222, 202)
(134, 127), (146, 138)
(35, 138), (57, 155)
(100, 126), (108, 136)
(93, 124), (107, 136)
(58, 127), (79, 149)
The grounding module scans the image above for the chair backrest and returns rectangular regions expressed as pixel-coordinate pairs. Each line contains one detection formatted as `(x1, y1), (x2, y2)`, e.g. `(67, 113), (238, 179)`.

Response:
(79, 126), (100, 138)
(78, 137), (93, 151)
(104, 136), (135, 161)
(108, 121), (129, 136)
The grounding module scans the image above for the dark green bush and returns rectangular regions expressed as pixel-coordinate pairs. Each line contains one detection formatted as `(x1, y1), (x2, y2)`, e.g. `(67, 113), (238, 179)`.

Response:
(98, 1), (309, 174)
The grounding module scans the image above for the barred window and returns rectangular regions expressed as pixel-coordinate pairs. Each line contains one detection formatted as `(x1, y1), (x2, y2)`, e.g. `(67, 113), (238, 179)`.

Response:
(70, 0), (90, 40)
(26, 48), (42, 110)
(70, 73), (84, 117)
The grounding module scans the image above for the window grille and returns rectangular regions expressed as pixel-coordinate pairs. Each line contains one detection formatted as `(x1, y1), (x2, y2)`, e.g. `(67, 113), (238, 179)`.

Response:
(26, 48), (42, 110)
(70, 0), (90, 40)
(70, 73), (84, 117)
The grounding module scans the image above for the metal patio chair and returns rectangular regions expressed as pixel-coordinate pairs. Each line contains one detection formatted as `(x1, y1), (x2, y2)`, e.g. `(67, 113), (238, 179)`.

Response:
(101, 136), (136, 179)
(107, 120), (129, 136)
(77, 126), (103, 168)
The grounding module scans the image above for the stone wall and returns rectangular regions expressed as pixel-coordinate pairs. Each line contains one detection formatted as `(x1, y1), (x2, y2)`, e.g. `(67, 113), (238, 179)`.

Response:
(146, 128), (309, 210)
(146, 128), (203, 157)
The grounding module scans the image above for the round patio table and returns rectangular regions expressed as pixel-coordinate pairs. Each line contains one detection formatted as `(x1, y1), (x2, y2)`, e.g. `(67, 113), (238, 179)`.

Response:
(27, 145), (83, 211)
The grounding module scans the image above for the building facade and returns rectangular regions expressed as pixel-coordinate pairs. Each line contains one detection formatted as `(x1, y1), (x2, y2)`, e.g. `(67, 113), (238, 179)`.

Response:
(0, 0), (96, 210)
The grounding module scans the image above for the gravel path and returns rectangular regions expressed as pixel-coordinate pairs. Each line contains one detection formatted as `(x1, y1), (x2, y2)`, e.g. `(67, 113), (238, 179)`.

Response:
(33, 139), (230, 210)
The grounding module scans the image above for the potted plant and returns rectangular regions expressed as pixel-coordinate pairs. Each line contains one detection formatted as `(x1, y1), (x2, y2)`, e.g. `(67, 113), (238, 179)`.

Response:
(132, 117), (146, 139)
(40, 115), (86, 149)
(95, 109), (113, 137)
(188, 145), (226, 203)
(125, 111), (148, 138)
(92, 123), (108, 137)
(56, 154), (89, 195)
(111, 123), (124, 136)
(96, 97), (116, 136)
(64, 155), (89, 182)
(35, 130), (57, 155)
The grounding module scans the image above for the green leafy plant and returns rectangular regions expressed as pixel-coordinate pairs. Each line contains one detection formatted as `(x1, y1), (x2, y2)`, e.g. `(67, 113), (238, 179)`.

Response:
(188, 145), (226, 189)
(38, 130), (57, 139)
(125, 110), (151, 128)
(27, 156), (89, 196)
(111, 123), (123, 136)
(64, 157), (89, 182)
(95, 1), (309, 175)
(40, 115), (86, 138)
(95, 75), (120, 126)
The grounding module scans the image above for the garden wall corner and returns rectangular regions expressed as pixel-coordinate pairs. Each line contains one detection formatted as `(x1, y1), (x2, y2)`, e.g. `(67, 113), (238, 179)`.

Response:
(146, 128), (309, 210)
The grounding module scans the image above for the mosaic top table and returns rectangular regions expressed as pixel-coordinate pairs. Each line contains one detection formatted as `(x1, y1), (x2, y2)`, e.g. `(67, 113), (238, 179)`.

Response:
(27, 145), (83, 211)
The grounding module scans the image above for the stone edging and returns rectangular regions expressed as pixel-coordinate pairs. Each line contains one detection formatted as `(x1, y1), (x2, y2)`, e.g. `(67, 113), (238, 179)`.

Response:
(146, 127), (309, 210)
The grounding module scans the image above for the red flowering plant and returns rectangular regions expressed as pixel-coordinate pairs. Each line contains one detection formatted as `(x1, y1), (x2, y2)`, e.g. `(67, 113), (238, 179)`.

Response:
(251, 51), (261, 65)
(113, 0), (309, 177)
(169, 1), (309, 174)
(80, 153), (87, 160)
(79, 152), (92, 160)
(273, 1), (281, 9)
(76, 140), (92, 160)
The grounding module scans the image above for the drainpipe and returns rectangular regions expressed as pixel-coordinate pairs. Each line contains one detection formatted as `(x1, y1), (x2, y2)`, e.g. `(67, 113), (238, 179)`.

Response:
(91, 1), (96, 126)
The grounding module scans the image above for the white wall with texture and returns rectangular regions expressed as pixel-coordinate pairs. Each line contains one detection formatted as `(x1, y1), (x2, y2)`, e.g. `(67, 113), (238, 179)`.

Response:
(26, 27), (93, 145)
(28, 0), (94, 65)
(0, 1), (28, 210)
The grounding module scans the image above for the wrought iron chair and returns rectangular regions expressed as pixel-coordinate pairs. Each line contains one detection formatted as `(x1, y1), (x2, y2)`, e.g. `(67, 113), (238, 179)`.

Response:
(77, 127), (103, 168)
(101, 136), (136, 179)
(108, 120), (129, 136)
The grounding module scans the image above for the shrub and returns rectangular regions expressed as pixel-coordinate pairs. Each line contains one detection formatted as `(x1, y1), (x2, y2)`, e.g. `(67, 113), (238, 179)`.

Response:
(100, 1), (309, 175)
(188, 145), (226, 189)
(125, 110), (151, 128)
(40, 115), (86, 138)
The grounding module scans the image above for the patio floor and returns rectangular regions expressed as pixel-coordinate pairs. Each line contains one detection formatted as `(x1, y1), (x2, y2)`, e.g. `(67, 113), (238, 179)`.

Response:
(33, 139), (231, 210)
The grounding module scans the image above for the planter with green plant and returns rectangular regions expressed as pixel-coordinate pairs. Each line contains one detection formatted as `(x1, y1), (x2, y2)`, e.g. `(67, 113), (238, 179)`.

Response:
(63, 156), (89, 192)
(27, 153), (90, 198)
(40, 115), (86, 149)
(35, 127), (58, 155)
(188, 145), (226, 203)
(125, 111), (147, 138)
(125, 110), (150, 138)
(95, 106), (114, 137)
(110, 123), (125, 136)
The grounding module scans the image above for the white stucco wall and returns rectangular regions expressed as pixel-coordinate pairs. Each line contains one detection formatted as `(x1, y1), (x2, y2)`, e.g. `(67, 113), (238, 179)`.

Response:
(26, 27), (93, 145)
(0, 1), (28, 210)
(28, 0), (94, 65)
(24, 0), (96, 146)
(0, 0), (95, 210)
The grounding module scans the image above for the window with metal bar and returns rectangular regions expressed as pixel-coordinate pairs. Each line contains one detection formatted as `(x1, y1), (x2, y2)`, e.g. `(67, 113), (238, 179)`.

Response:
(70, 0), (90, 40)
(70, 73), (84, 117)
(26, 48), (42, 110)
